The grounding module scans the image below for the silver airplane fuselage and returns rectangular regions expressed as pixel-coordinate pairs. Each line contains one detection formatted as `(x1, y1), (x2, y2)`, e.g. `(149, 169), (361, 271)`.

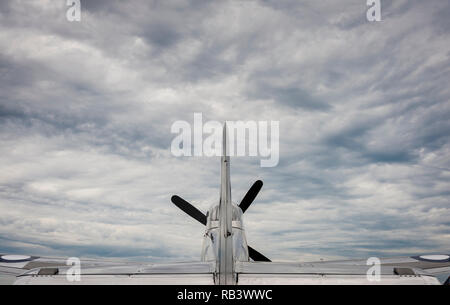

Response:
(200, 123), (249, 285)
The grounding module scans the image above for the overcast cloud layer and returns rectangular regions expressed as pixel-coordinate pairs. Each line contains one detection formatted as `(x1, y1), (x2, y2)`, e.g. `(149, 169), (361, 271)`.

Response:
(0, 0), (449, 263)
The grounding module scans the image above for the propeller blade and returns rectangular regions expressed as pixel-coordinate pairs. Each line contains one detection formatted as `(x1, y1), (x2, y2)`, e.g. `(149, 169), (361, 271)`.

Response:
(239, 180), (263, 213)
(248, 245), (271, 262)
(171, 195), (207, 225)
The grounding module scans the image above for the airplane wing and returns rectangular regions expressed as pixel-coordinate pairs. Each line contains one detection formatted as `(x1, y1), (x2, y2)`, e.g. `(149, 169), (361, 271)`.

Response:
(235, 254), (450, 285)
(312, 254), (450, 275)
(0, 254), (215, 285)
(3, 253), (449, 285)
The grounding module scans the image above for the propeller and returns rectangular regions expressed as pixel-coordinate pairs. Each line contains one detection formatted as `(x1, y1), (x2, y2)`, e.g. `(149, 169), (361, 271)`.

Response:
(248, 245), (271, 262)
(171, 195), (207, 225)
(170, 182), (271, 262)
(238, 180), (263, 213)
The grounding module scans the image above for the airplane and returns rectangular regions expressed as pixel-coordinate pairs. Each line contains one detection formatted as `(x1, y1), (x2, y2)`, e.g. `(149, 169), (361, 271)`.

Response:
(0, 123), (449, 285)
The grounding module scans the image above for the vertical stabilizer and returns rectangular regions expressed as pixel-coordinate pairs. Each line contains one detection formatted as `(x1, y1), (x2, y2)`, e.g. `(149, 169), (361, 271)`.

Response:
(218, 123), (234, 284)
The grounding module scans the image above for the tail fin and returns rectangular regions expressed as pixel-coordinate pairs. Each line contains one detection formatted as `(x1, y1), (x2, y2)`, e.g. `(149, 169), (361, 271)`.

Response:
(218, 122), (234, 284)
(220, 122), (232, 210)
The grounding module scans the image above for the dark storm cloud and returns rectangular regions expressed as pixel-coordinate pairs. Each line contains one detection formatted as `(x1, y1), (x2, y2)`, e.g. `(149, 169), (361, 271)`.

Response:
(0, 0), (448, 263)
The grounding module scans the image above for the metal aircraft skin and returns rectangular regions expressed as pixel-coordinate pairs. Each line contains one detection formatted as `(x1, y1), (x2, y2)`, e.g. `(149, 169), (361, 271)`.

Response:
(1, 124), (449, 285)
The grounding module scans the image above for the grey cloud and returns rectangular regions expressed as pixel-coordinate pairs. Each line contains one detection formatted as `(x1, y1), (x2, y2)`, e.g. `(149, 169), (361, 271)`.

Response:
(246, 83), (331, 111)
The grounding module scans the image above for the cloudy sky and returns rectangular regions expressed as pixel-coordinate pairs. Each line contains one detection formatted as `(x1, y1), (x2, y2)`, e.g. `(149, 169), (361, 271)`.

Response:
(0, 0), (449, 263)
